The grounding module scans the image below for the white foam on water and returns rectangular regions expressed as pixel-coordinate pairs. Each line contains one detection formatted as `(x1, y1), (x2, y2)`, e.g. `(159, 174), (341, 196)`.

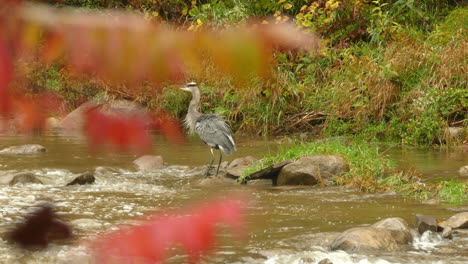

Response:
(264, 249), (395, 264)
(412, 231), (444, 251)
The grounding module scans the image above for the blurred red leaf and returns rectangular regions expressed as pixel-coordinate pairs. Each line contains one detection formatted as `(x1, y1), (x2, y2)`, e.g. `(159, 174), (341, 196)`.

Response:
(0, 39), (13, 118)
(150, 111), (185, 144)
(91, 196), (247, 264)
(84, 106), (152, 154)
(14, 96), (46, 134)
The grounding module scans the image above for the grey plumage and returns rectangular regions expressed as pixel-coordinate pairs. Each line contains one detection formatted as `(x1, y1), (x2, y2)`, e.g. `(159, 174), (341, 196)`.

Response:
(180, 82), (236, 177)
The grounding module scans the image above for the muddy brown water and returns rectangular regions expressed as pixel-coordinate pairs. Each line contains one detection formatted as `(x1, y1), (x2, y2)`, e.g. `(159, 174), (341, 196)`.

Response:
(0, 134), (467, 264)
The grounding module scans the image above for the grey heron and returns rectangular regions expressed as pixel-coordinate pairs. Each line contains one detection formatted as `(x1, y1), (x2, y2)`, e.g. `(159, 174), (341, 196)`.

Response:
(180, 82), (236, 177)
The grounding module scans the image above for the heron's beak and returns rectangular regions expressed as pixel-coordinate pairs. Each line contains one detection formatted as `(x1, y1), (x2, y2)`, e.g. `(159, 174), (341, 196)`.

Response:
(177, 84), (190, 92)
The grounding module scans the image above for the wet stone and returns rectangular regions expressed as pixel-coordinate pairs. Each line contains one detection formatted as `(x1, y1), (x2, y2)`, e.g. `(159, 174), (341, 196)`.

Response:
(416, 214), (438, 234)
(0, 144), (47, 155)
(442, 226), (452, 239)
(133, 155), (164, 171)
(9, 172), (43, 186)
(228, 156), (257, 169)
(330, 227), (411, 252)
(276, 155), (348, 186)
(458, 165), (468, 177)
(318, 258), (334, 264)
(439, 212), (468, 229)
(198, 176), (236, 186)
(225, 165), (250, 179)
(66, 172), (95, 186)
(372, 217), (412, 242)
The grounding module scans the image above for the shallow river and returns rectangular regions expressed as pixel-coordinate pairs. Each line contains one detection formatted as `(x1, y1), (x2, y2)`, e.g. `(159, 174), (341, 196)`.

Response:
(0, 134), (467, 264)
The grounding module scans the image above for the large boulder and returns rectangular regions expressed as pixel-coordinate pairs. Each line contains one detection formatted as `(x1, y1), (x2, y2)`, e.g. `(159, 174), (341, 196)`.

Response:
(330, 227), (411, 252)
(330, 217), (412, 252)
(372, 217), (412, 242)
(57, 100), (147, 132)
(277, 163), (319, 185)
(416, 214), (439, 234)
(9, 172), (43, 186)
(439, 212), (468, 229)
(0, 144), (46, 155)
(277, 155), (348, 186)
(66, 172), (95, 186)
(133, 155), (164, 171)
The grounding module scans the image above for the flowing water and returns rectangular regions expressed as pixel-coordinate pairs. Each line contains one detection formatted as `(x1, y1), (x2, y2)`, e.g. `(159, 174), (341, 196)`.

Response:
(0, 134), (467, 264)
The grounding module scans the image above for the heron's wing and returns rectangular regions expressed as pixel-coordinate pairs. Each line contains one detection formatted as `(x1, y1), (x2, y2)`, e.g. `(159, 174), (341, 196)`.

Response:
(195, 114), (236, 155)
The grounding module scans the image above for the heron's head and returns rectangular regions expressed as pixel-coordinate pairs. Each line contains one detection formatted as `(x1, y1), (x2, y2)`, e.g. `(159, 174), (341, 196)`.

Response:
(179, 82), (198, 93)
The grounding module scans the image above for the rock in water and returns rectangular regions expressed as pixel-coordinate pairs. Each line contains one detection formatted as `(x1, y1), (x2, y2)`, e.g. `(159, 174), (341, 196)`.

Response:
(277, 163), (319, 185)
(66, 172), (95, 186)
(198, 176), (236, 186)
(276, 155), (349, 185)
(459, 165), (468, 177)
(9, 172), (43, 186)
(330, 227), (411, 252)
(331, 217), (413, 252)
(372, 217), (412, 242)
(439, 212), (468, 229)
(318, 259), (334, 264)
(228, 156), (257, 168)
(0, 144), (47, 155)
(133, 155), (164, 171)
(416, 214), (438, 234)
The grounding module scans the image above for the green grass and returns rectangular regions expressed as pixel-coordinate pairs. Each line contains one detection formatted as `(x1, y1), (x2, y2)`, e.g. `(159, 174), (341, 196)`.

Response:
(240, 139), (394, 192)
(241, 139), (468, 204)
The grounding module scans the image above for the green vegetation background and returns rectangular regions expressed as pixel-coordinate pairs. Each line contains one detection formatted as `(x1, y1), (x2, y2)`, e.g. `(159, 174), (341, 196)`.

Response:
(29, 0), (466, 145)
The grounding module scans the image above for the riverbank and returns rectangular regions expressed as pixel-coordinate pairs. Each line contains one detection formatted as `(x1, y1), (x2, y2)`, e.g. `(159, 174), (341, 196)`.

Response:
(238, 139), (467, 204)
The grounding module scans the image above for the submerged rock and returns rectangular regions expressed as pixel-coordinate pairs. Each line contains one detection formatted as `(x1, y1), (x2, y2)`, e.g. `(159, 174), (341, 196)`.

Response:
(225, 165), (250, 179)
(0, 144), (47, 155)
(439, 212), (468, 229)
(330, 227), (411, 252)
(228, 156), (257, 169)
(133, 155), (164, 171)
(9, 172), (43, 186)
(66, 172), (95, 186)
(318, 258), (333, 264)
(442, 226), (453, 239)
(198, 176), (236, 186)
(330, 217), (412, 252)
(416, 214), (439, 234)
(277, 155), (348, 186)
(459, 165), (468, 177)
(225, 156), (257, 179)
(372, 217), (412, 242)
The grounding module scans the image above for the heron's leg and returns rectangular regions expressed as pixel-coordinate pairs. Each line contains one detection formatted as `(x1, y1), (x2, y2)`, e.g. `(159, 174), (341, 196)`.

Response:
(205, 148), (215, 178)
(215, 150), (223, 176)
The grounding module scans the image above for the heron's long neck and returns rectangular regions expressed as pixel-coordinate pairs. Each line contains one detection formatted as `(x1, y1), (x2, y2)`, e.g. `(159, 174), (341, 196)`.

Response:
(185, 89), (202, 133)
